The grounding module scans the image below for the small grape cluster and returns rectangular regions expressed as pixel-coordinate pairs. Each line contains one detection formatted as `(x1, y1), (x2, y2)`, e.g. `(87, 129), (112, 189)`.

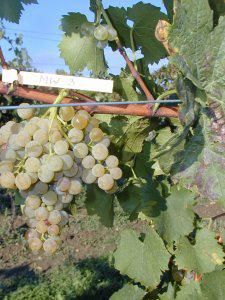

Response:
(0, 104), (122, 254)
(80, 22), (117, 49)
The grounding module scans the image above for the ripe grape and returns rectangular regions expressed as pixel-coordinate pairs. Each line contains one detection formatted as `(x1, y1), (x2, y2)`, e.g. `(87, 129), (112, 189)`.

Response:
(105, 155), (119, 168)
(110, 167), (123, 180)
(27, 218), (38, 228)
(8, 134), (21, 150)
(42, 190), (58, 206)
(26, 195), (41, 209)
(25, 141), (43, 158)
(59, 210), (69, 226)
(72, 114), (88, 130)
(1, 149), (17, 162)
(82, 169), (97, 184)
(82, 155), (95, 169)
(0, 161), (14, 173)
(57, 177), (71, 192)
(28, 238), (43, 252)
(94, 25), (109, 41)
(89, 128), (104, 142)
(60, 154), (74, 170)
(33, 129), (49, 145)
(92, 144), (109, 161)
(59, 193), (73, 204)
(25, 229), (40, 240)
(68, 180), (82, 195)
(54, 140), (69, 155)
(49, 130), (62, 143)
(106, 25), (117, 41)
(77, 110), (90, 120)
(48, 224), (60, 236)
(36, 220), (48, 234)
(15, 173), (32, 190)
(43, 238), (58, 254)
(24, 122), (38, 136)
(27, 172), (38, 184)
(63, 163), (79, 177)
(99, 137), (110, 148)
(24, 206), (35, 218)
(38, 165), (54, 183)
(33, 181), (48, 194)
(17, 103), (34, 120)
(68, 128), (84, 143)
(0, 172), (15, 189)
(89, 117), (99, 128)
(47, 155), (63, 172)
(25, 157), (41, 173)
(92, 164), (105, 177)
(35, 207), (49, 221)
(48, 210), (62, 225)
(98, 174), (114, 191)
(59, 106), (75, 121)
(54, 199), (64, 210)
(17, 130), (31, 147)
(73, 143), (88, 159)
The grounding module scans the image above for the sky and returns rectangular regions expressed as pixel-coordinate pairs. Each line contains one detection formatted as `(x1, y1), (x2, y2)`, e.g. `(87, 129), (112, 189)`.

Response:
(1, 0), (166, 74)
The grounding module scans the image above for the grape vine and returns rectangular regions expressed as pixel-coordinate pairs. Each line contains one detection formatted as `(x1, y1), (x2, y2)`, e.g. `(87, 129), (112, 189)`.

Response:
(0, 0), (224, 299)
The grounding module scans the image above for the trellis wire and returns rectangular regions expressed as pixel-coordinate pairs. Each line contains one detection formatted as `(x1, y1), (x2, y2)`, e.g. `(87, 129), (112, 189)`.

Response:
(0, 100), (181, 111)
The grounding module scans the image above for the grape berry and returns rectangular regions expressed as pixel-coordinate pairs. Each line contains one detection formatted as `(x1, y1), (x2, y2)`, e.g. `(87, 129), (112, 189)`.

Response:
(0, 104), (122, 255)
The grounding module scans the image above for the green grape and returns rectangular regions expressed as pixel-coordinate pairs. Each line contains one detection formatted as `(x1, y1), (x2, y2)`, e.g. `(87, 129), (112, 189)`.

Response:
(92, 164), (105, 178)
(25, 141), (43, 158)
(35, 207), (49, 221)
(96, 40), (108, 49)
(24, 206), (35, 218)
(36, 220), (48, 234)
(59, 106), (75, 121)
(54, 140), (69, 155)
(98, 174), (114, 191)
(60, 154), (74, 171)
(68, 128), (84, 143)
(91, 144), (109, 161)
(48, 210), (62, 225)
(71, 114), (88, 130)
(37, 118), (50, 131)
(24, 157), (41, 173)
(27, 172), (38, 184)
(25, 229), (40, 240)
(54, 199), (64, 210)
(89, 117), (99, 128)
(82, 155), (95, 169)
(15, 173), (32, 190)
(94, 24), (109, 41)
(0, 172), (15, 189)
(43, 238), (58, 254)
(33, 181), (48, 194)
(99, 137), (110, 148)
(24, 122), (38, 136)
(42, 190), (58, 206)
(16, 130), (31, 147)
(48, 224), (60, 236)
(27, 218), (38, 228)
(49, 130), (62, 143)
(0, 161), (14, 173)
(82, 169), (97, 184)
(110, 167), (122, 180)
(33, 129), (49, 145)
(28, 238), (43, 251)
(59, 210), (69, 226)
(17, 103), (34, 120)
(38, 165), (54, 183)
(54, 171), (64, 182)
(63, 163), (79, 177)
(57, 177), (71, 192)
(73, 143), (88, 159)
(47, 155), (63, 172)
(59, 194), (73, 204)
(89, 128), (104, 142)
(106, 25), (118, 41)
(77, 110), (91, 120)
(1, 149), (17, 162)
(8, 134), (22, 150)
(68, 180), (82, 195)
(105, 155), (119, 168)
(26, 195), (41, 210)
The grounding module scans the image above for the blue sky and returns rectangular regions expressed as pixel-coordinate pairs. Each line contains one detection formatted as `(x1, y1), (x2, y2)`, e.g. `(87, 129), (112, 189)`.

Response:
(2, 0), (166, 74)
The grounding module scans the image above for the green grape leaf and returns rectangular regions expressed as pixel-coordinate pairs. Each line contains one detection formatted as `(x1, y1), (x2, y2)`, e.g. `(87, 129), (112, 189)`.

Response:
(127, 2), (168, 65)
(209, 0), (225, 24)
(172, 115), (225, 208)
(169, 0), (225, 112)
(114, 228), (170, 289)
(162, 0), (174, 22)
(176, 281), (202, 300)
(0, 0), (37, 23)
(61, 13), (88, 35)
(201, 270), (225, 300)
(110, 284), (146, 300)
(159, 284), (176, 300)
(86, 185), (114, 227)
(175, 228), (224, 274)
(89, 0), (97, 14)
(59, 33), (107, 76)
(153, 187), (195, 245)
(113, 74), (145, 101)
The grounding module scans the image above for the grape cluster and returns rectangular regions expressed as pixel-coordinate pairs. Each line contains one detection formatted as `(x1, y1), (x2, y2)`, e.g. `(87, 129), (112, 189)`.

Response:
(80, 22), (117, 49)
(0, 104), (122, 254)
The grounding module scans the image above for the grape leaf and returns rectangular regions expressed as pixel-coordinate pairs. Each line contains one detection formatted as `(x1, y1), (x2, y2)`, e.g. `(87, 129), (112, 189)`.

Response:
(176, 281), (202, 300)
(0, 0), (37, 23)
(175, 228), (224, 274)
(172, 115), (225, 208)
(110, 284), (146, 300)
(162, 0), (174, 22)
(153, 187), (195, 245)
(59, 33), (107, 76)
(201, 270), (225, 300)
(159, 284), (176, 300)
(86, 185), (114, 227)
(61, 13), (88, 35)
(127, 2), (168, 65)
(209, 0), (225, 24)
(114, 228), (170, 289)
(14, 191), (25, 205)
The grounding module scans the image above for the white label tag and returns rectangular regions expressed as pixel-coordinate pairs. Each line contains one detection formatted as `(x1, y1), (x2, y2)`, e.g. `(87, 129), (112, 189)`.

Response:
(2, 69), (114, 93)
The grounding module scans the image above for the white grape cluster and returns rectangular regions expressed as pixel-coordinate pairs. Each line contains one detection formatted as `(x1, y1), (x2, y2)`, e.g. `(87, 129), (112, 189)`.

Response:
(80, 22), (117, 49)
(0, 103), (122, 254)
